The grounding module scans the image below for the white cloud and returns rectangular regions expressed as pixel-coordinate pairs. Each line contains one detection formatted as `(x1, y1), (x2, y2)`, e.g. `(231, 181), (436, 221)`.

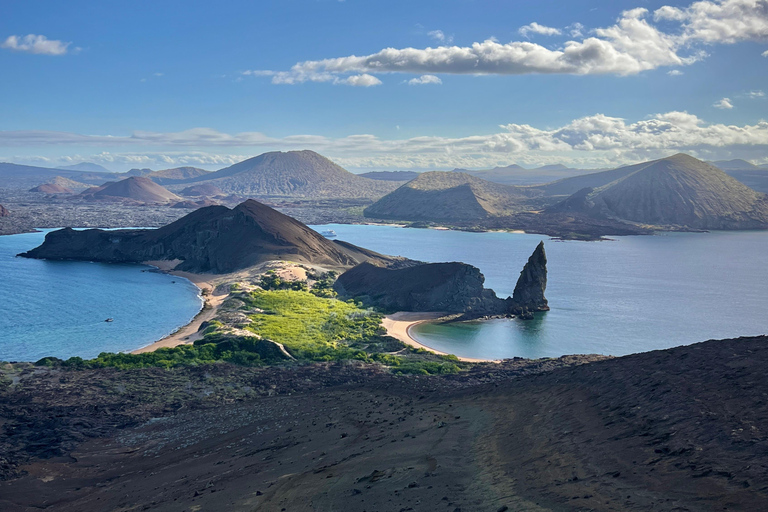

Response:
(339, 73), (382, 86)
(427, 30), (453, 44)
(250, 7), (699, 83)
(1, 34), (72, 55)
(6, 111), (768, 170)
(746, 90), (765, 98)
(567, 22), (585, 37)
(408, 74), (442, 85)
(248, 0), (768, 85)
(518, 22), (562, 37)
(667, 69), (684, 75)
(763, 49), (768, 56)
(713, 97), (734, 109)
(654, 0), (768, 44)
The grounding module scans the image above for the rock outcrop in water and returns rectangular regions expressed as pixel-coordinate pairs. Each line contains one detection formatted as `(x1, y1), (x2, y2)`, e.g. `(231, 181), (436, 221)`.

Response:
(510, 241), (549, 315)
(20, 199), (395, 273)
(334, 261), (502, 314)
(335, 243), (548, 318)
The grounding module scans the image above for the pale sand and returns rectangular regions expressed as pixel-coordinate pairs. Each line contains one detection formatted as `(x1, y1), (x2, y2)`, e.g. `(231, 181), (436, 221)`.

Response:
(131, 262), (228, 354)
(382, 311), (498, 363)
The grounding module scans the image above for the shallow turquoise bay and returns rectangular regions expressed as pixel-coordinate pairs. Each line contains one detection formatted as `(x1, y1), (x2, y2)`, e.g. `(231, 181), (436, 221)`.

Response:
(0, 230), (203, 362)
(312, 224), (768, 359)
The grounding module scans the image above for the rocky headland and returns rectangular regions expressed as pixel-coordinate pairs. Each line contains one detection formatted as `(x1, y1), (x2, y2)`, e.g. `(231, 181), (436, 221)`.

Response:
(20, 199), (397, 273)
(334, 241), (549, 319)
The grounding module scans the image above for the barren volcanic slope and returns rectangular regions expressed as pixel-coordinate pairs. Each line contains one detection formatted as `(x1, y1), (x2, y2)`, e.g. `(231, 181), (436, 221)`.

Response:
(553, 153), (768, 229)
(28, 183), (73, 194)
(21, 199), (394, 272)
(181, 150), (401, 199)
(80, 176), (182, 203)
(364, 171), (542, 222)
(2, 337), (768, 510)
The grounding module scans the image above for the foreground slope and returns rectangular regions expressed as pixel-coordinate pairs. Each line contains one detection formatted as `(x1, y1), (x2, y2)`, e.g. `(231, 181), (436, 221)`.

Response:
(20, 199), (394, 272)
(552, 154), (768, 229)
(364, 171), (542, 222)
(182, 150), (400, 199)
(2, 336), (768, 510)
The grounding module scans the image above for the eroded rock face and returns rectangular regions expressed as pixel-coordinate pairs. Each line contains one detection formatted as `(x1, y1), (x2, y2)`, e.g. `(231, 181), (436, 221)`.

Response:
(0, 204), (9, 217)
(335, 242), (549, 319)
(334, 261), (505, 314)
(510, 241), (549, 313)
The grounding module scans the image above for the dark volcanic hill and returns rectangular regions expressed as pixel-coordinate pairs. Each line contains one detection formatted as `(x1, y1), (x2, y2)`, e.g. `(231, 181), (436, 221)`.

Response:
(364, 171), (543, 222)
(80, 176), (182, 203)
(180, 150), (400, 199)
(20, 199), (395, 273)
(550, 153), (768, 230)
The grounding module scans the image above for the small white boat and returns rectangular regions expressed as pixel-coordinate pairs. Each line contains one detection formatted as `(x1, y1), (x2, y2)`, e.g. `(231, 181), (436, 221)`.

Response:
(320, 230), (337, 239)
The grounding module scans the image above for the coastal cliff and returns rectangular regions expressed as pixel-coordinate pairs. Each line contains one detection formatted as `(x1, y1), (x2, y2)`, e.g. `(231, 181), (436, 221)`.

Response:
(335, 243), (548, 318)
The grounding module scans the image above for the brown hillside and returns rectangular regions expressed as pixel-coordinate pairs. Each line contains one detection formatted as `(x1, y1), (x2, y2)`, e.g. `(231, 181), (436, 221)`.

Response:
(81, 176), (182, 203)
(183, 150), (400, 199)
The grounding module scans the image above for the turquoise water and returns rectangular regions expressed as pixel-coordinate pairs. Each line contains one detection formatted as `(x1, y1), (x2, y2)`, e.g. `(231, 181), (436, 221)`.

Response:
(0, 230), (203, 362)
(312, 224), (768, 359)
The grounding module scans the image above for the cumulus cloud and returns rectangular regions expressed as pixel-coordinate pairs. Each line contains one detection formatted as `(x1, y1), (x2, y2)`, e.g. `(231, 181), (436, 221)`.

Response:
(713, 97), (734, 108)
(746, 90), (766, 98)
(247, 0), (768, 85)
(518, 22), (562, 37)
(763, 49), (768, 56)
(1, 34), (72, 55)
(427, 30), (453, 43)
(654, 0), (768, 44)
(5, 110), (768, 170)
(408, 74), (442, 85)
(668, 69), (684, 75)
(340, 73), (382, 86)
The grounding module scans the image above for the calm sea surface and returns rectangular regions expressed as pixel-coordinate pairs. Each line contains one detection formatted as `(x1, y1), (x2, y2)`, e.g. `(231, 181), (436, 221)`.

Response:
(0, 230), (202, 362)
(312, 224), (768, 359)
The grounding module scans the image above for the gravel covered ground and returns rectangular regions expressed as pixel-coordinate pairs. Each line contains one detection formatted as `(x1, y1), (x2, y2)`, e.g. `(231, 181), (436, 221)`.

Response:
(2, 337), (768, 510)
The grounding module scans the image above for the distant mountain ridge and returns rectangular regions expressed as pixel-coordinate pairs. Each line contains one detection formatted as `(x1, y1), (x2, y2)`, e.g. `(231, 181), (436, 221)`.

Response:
(57, 162), (112, 173)
(549, 154), (768, 230)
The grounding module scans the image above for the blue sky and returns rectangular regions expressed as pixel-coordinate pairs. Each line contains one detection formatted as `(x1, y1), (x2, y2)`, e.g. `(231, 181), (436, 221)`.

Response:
(1, 0), (768, 171)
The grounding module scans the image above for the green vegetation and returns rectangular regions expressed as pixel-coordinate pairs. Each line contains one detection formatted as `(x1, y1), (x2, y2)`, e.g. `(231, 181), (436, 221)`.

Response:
(36, 288), (463, 375)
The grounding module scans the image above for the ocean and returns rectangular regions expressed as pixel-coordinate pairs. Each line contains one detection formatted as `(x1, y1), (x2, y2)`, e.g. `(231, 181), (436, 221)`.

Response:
(0, 229), (203, 362)
(312, 224), (768, 360)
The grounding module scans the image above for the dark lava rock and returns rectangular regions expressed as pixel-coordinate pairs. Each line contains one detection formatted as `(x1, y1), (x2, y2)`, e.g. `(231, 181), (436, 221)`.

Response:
(336, 242), (549, 318)
(509, 241), (548, 312)
(19, 199), (394, 273)
(334, 261), (503, 314)
(0, 204), (8, 217)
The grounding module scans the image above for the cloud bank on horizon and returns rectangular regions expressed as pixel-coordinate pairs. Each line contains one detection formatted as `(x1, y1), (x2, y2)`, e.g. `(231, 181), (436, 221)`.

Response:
(5, 109), (768, 170)
(246, 0), (768, 85)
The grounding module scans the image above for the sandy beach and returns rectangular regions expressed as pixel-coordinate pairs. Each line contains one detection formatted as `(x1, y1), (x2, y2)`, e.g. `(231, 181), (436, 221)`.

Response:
(131, 262), (227, 354)
(382, 311), (497, 363)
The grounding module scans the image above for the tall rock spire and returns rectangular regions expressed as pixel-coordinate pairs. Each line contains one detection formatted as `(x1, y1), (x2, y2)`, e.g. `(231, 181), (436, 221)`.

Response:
(511, 241), (549, 315)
